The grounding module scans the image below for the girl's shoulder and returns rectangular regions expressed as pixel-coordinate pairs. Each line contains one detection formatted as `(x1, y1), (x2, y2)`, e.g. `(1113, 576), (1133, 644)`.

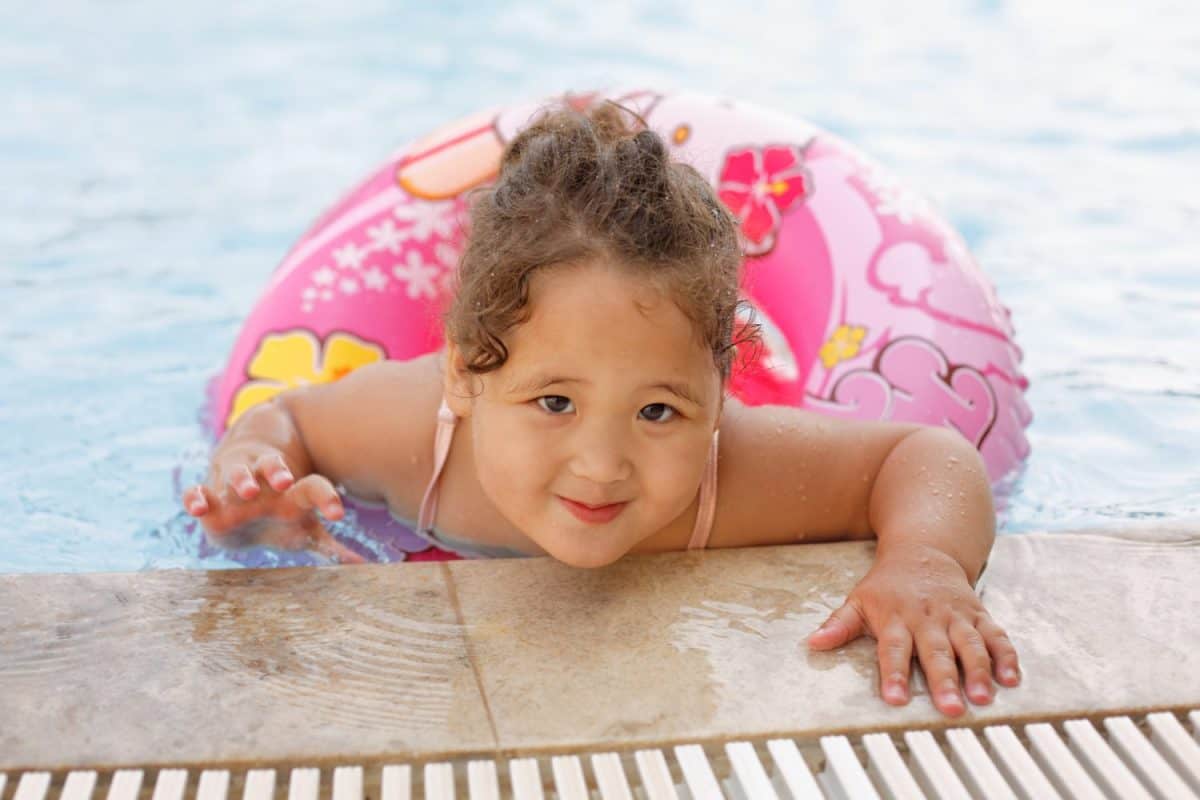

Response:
(708, 399), (925, 548)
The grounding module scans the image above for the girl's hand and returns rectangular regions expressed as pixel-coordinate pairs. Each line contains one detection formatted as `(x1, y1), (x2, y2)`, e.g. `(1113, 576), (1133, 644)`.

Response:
(806, 544), (1020, 717)
(182, 447), (365, 565)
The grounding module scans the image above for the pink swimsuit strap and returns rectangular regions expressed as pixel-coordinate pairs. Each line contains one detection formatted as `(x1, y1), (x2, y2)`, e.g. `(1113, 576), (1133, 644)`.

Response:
(417, 399), (720, 551)
(687, 428), (720, 550)
(416, 400), (459, 537)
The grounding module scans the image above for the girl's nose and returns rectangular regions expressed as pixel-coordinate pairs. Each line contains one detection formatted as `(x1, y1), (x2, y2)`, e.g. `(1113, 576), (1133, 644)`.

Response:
(568, 427), (632, 485)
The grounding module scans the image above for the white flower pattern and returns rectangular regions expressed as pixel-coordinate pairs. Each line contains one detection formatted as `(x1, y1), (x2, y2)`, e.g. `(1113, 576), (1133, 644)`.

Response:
(392, 251), (441, 300)
(434, 242), (459, 269)
(313, 266), (336, 287)
(298, 199), (463, 312)
(362, 266), (388, 291)
(367, 220), (405, 254)
(858, 166), (936, 227)
(435, 242), (460, 295)
(393, 200), (458, 242)
(333, 243), (366, 270)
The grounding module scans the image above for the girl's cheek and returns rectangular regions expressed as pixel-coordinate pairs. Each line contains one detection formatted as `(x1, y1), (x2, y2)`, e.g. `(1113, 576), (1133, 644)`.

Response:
(645, 448), (701, 509)
(481, 424), (546, 497)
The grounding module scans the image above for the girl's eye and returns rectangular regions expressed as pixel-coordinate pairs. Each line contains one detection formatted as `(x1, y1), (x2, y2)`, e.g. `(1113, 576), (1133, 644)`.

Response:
(537, 395), (574, 414)
(639, 403), (677, 423)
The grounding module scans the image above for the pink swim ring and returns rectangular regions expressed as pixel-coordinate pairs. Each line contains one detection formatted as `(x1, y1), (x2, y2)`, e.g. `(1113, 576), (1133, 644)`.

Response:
(208, 89), (1032, 562)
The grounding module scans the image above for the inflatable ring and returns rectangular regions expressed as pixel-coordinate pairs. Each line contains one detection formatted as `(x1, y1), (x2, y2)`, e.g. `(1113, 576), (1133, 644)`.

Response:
(208, 89), (1031, 562)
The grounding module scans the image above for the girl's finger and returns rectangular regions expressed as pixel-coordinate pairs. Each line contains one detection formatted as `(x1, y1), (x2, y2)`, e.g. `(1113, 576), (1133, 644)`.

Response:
(913, 625), (966, 717)
(254, 453), (295, 492)
(286, 475), (345, 520)
(949, 617), (994, 705)
(310, 531), (366, 565)
(976, 613), (1021, 687)
(226, 465), (261, 500)
(875, 620), (914, 705)
(183, 485), (209, 516)
(807, 600), (868, 650)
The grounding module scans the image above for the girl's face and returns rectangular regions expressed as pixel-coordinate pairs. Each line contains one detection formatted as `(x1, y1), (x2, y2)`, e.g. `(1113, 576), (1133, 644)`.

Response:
(446, 259), (723, 567)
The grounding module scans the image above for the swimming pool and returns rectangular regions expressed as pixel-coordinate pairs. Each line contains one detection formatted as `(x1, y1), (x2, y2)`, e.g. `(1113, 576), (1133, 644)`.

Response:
(2, 1), (1197, 574)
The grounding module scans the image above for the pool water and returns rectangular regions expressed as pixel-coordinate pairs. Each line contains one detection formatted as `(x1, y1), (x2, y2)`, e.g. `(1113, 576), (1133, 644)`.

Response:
(2, 2), (1197, 573)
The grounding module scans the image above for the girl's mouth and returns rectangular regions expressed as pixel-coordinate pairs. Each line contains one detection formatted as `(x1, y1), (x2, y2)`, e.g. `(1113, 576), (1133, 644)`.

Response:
(558, 496), (628, 524)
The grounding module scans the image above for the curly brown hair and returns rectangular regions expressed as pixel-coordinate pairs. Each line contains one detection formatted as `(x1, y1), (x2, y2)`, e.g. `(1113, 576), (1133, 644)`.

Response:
(444, 99), (757, 382)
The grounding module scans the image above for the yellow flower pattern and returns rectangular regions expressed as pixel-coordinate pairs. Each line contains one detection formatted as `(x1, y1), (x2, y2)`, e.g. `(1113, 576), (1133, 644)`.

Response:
(819, 324), (868, 369)
(227, 331), (385, 427)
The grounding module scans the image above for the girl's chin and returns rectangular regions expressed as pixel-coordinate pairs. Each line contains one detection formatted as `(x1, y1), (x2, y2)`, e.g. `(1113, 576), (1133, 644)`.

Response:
(536, 530), (632, 569)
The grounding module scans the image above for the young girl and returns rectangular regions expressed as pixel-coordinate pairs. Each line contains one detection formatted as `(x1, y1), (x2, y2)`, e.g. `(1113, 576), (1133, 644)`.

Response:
(184, 102), (1021, 718)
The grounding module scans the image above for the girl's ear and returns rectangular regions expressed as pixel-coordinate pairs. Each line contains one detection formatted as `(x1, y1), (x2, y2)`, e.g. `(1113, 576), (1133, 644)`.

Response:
(442, 342), (477, 418)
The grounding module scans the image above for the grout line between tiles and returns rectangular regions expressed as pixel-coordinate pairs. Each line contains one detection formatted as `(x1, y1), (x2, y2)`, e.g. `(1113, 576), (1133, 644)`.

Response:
(439, 561), (501, 751)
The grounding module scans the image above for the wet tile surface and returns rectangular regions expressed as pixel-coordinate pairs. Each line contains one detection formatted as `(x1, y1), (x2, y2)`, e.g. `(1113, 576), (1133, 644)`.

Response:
(454, 525), (1200, 754)
(2, 524), (1197, 770)
(0, 564), (493, 770)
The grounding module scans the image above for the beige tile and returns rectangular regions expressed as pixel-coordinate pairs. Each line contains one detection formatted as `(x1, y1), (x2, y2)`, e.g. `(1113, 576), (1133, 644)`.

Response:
(980, 527), (1200, 719)
(0, 564), (493, 771)
(451, 525), (1200, 753)
(449, 543), (885, 754)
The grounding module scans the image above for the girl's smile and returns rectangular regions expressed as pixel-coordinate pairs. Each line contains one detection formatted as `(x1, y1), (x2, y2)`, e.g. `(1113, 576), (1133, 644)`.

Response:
(557, 496), (629, 524)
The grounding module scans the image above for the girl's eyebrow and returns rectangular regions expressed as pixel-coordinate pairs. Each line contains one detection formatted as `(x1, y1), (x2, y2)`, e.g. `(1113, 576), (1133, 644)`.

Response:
(507, 374), (703, 406)
(506, 374), (582, 394)
(652, 381), (703, 406)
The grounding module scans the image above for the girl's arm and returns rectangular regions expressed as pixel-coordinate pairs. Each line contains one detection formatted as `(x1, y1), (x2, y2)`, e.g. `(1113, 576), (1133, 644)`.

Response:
(713, 399), (1018, 717)
(712, 399), (990, 579)
(278, 356), (443, 506)
(184, 357), (443, 558)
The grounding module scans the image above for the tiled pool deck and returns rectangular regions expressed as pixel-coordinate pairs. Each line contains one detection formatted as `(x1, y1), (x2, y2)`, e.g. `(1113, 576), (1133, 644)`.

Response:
(2, 523), (1197, 772)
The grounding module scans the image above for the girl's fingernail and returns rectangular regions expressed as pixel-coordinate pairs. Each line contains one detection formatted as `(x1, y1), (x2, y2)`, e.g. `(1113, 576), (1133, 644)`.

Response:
(940, 697), (963, 714)
(1001, 666), (1019, 682)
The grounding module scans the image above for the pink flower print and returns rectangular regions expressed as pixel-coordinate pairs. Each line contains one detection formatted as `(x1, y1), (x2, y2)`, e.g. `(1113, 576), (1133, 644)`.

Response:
(717, 145), (811, 255)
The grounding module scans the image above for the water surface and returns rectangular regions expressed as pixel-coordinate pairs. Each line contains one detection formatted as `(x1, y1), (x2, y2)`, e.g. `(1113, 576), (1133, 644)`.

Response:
(2, 1), (1197, 572)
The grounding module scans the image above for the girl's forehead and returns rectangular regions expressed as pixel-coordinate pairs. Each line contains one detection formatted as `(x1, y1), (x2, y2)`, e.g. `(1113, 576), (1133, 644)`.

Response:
(508, 262), (716, 378)
(529, 258), (661, 300)
(524, 264), (698, 340)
